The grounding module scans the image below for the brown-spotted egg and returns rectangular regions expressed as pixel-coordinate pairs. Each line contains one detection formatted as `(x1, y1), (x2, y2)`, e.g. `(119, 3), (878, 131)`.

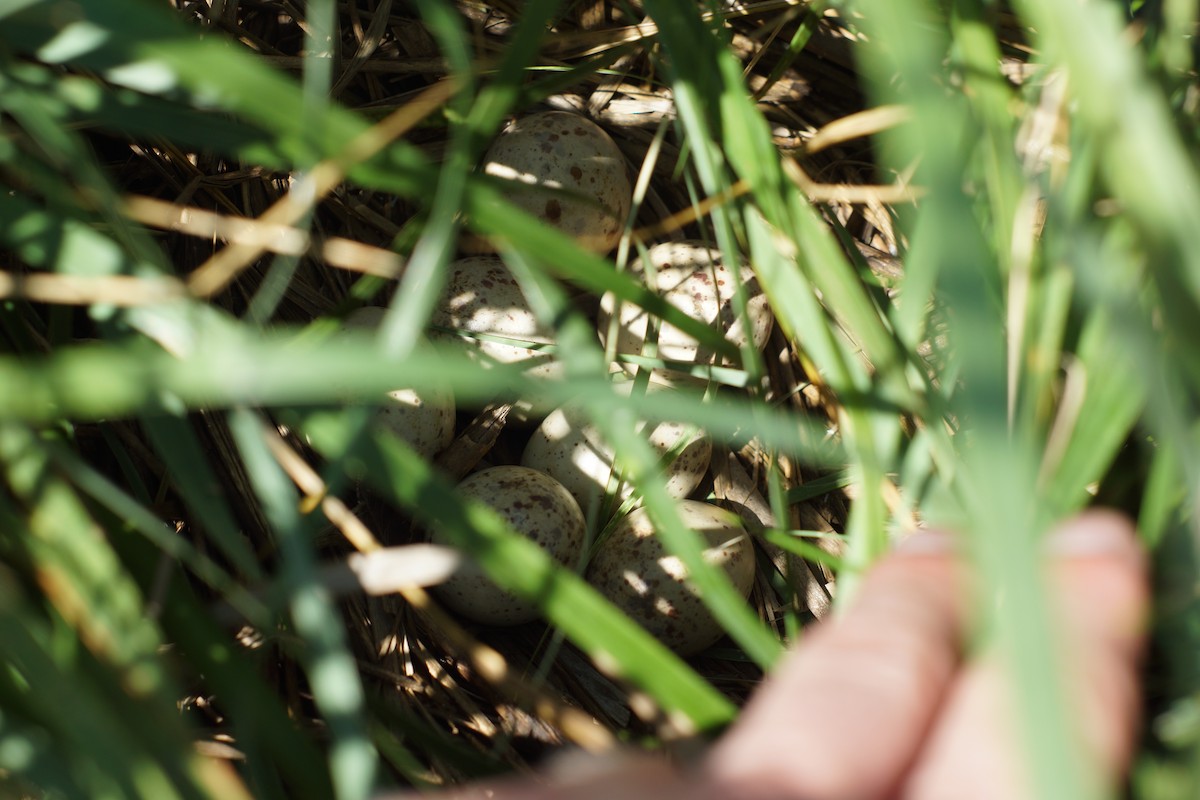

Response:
(598, 240), (774, 379)
(430, 256), (560, 381)
(431, 466), (586, 625)
(585, 501), (755, 656)
(520, 382), (711, 513)
(340, 306), (455, 460)
(466, 111), (632, 255)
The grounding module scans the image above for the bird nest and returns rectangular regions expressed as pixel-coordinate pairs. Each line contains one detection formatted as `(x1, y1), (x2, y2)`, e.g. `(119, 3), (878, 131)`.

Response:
(93, 0), (921, 790)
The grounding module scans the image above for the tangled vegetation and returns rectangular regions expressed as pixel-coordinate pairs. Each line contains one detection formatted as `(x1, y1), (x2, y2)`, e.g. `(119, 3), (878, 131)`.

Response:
(1, 1), (1199, 798)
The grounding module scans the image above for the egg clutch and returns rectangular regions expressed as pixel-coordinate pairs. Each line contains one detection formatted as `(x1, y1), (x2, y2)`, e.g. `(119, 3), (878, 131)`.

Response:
(340, 111), (775, 658)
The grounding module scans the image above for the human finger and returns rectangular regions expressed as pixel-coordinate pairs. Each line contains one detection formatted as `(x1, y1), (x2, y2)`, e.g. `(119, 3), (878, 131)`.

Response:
(897, 510), (1148, 799)
(703, 531), (969, 800)
(379, 751), (687, 800)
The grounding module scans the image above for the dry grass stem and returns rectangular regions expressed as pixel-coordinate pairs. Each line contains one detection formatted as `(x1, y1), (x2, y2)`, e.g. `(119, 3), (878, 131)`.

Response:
(804, 104), (912, 155)
(185, 78), (456, 297)
(783, 158), (924, 205)
(125, 196), (407, 279)
(0, 270), (186, 306)
(631, 179), (752, 243)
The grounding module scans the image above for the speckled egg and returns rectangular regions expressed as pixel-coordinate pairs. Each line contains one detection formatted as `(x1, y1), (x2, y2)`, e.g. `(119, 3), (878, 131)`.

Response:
(431, 466), (586, 625)
(466, 111), (632, 255)
(520, 382), (711, 513)
(429, 256), (561, 380)
(585, 501), (755, 656)
(340, 306), (456, 460)
(598, 240), (774, 373)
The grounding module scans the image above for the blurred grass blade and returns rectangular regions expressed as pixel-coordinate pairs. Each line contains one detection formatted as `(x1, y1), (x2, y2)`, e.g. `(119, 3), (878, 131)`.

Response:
(228, 409), (376, 800)
(0, 424), (249, 799)
(2, 0), (439, 194)
(43, 434), (271, 626)
(26, 69), (298, 169)
(1012, 0), (1200, 311)
(1037, 310), (1146, 517)
(384, 0), (561, 356)
(0, 423), (167, 693)
(0, 59), (164, 275)
(0, 615), (187, 799)
(0, 704), (88, 798)
(141, 414), (265, 584)
(0, 333), (840, 464)
(243, 0), (336, 324)
(0, 189), (155, 283)
(505, 247), (782, 668)
(851, 2), (1106, 798)
(1140, 437), (1188, 549)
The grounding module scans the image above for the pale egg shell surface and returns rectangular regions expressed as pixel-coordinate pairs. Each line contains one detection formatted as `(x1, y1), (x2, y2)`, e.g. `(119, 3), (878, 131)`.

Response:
(470, 111), (632, 255)
(598, 240), (774, 369)
(585, 500), (755, 656)
(429, 256), (561, 380)
(520, 384), (711, 513)
(431, 466), (586, 625)
(338, 307), (456, 460)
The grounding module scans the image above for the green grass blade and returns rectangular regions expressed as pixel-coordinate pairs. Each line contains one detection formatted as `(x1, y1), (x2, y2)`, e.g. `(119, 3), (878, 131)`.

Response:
(1037, 309), (1146, 517)
(849, 2), (1110, 797)
(228, 409), (376, 800)
(1011, 0), (1200, 313)
(140, 414), (265, 584)
(0, 423), (167, 694)
(43, 435), (271, 626)
(0, 188), (154, 281)
(503, 247), (783, 667)
(0, 426), (243, 799)
(0, 331), (840, 464)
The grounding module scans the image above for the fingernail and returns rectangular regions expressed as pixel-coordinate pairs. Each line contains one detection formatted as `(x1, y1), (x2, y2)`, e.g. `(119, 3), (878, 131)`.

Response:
(1044, 511), (1137, 558)
(893, 529), (957, 556)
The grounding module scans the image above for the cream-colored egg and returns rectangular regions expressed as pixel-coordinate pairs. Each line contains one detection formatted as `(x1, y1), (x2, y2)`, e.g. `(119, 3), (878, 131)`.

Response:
(520, 383), (711, 513)
(598, 240), (774, 375)
(430, 256), (561, 381)
(466, 111), (632, 255)
(431, 466), (586, 625)
(585, 501), (755, 656)
(339, 306), (455, 460)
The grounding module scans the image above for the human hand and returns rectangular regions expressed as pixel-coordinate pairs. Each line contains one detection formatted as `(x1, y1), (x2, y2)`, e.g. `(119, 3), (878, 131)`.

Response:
(705, 509), (1148, 799)
(391, 510), (1148, 799)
